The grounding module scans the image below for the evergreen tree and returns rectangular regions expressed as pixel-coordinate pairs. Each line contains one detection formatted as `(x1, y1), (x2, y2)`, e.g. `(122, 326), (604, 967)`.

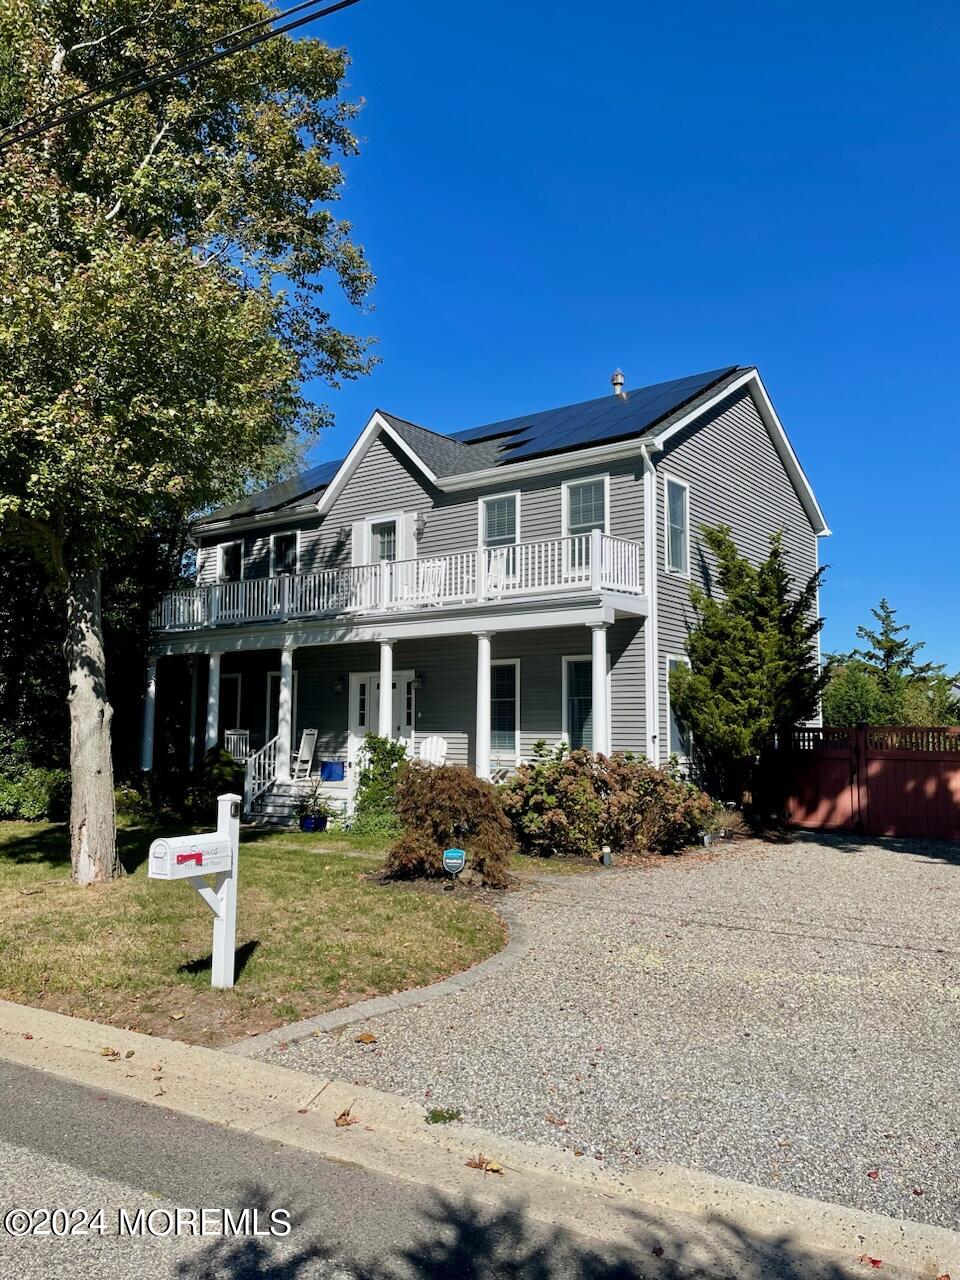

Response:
(670, 527), (826, 799)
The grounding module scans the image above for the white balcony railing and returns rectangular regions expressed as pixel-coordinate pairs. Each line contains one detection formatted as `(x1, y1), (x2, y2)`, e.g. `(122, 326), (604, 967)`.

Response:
(153, 531), (644, 632)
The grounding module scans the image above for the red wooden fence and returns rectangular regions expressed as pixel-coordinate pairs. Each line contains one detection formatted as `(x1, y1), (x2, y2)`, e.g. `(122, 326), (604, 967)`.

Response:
(784, 725), (960, 841)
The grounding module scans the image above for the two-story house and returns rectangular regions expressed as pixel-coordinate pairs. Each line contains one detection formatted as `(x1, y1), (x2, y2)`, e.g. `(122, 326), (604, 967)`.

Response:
(141, 365), (828, 818)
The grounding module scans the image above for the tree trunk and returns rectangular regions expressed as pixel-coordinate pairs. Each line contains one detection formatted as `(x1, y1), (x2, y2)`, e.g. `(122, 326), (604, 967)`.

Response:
(65, 564), (120, 883)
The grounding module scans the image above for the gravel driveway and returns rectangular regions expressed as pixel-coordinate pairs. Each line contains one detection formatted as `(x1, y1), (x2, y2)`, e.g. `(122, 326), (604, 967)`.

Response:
(258, 835), (960, 1229)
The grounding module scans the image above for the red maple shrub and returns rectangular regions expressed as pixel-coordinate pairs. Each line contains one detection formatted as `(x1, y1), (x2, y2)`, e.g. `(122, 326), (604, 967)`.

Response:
(385, 762), (515, 887)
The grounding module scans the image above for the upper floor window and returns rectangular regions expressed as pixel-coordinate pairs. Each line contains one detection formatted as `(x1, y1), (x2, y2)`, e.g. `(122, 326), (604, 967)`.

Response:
(271, 531), (298, 576)
(665, 477), (689, 576)
(219, 540), (243, 582)
(564, 477), (608, 537)
(371, 519), (397, 562)
(481, 494), (518, 547)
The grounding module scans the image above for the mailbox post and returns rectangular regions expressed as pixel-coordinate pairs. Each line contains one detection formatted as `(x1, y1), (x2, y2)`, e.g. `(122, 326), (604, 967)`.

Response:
(148, 793), (241, 989)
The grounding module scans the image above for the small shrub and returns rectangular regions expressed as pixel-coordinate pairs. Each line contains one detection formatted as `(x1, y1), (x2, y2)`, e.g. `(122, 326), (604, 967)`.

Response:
(501, 741), (716, 859)
(0, 767), (71, 821)
(114, 783), (153, 827)
(353, 733), (407, 827)
(385, 762), (514, 887)
(187, 747), (244, 816)
(499, 740), (606, 859)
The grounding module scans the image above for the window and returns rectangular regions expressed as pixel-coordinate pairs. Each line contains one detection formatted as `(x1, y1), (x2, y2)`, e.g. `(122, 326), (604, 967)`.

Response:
(370, 520), (397, 562)
(491, 661), (519, 760)
(665, 477), (689, 575)
(219, 541), (242, 582)
(482, 494), (518, 547)
(565, 478), (607, 535)
(666, 655), (692, 759)
(564, 658), (593, 750)
(271, 531), (298, 576)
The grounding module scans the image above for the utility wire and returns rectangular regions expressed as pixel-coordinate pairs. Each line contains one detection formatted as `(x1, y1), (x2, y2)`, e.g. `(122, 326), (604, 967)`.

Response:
(0, 0), (351, 143)
(0, 0), (361, 154)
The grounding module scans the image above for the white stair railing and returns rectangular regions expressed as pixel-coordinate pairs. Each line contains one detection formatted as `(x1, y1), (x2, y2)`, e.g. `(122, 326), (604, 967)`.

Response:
(244, 734), (280, 813)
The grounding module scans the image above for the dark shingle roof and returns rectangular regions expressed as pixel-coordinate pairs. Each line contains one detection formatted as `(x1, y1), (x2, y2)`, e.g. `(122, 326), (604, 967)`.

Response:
(196, 367), (744, 526)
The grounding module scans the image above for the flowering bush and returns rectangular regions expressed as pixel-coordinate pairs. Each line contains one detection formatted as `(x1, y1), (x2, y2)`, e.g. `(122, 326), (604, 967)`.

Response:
(500, 741), (717, 859)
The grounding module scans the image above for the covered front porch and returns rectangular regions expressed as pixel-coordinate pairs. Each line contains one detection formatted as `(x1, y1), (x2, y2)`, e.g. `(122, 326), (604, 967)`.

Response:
(142, 597), (649, 817)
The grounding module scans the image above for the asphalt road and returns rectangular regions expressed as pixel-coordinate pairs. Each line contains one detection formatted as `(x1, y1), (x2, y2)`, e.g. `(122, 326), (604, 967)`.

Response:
(0, 1060), (878, 1280)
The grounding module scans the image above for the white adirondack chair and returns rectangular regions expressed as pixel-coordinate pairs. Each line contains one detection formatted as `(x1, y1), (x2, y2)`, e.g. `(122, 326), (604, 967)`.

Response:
(292, 728), (319, 780)
(418, 734), (448, 766)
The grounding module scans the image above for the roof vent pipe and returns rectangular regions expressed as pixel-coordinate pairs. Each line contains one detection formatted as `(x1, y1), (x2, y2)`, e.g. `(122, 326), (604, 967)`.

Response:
(611, 368), (626, 398)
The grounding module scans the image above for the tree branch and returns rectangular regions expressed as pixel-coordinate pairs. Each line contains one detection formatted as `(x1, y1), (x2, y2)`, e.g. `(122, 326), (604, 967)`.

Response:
(104, 121), (170, 221)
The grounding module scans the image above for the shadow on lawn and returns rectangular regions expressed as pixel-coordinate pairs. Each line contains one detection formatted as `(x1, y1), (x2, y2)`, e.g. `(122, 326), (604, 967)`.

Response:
(178, 938), (260, 980)
(176, 1184), (860, 1280)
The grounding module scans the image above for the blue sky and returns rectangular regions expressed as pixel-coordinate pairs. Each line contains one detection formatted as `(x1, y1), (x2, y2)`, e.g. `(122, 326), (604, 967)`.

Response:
(303, 0), (959, 667)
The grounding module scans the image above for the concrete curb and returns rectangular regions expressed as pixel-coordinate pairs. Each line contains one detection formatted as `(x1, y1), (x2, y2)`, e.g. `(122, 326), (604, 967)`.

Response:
(225, 891), (532, 1058)
(0, 999), (957, 1279)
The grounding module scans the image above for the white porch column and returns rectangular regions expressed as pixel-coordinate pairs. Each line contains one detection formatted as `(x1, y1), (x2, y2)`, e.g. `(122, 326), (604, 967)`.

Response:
(475, 631), (492, 780)
(378, 639), (394, 738)
(205, 651), (221, 753)
(139, 656), (158, 771)
(276, 645), (295, 781)
(590, 623), (609, 756)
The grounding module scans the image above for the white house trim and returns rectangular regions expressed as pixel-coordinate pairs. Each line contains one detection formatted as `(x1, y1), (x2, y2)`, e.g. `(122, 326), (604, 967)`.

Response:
(561, 473), (610, 537)
(316, 412), (439, 516)
(490, 658), (521, 766)
(647, 369), (830, 536)
(663, 472), (691, 579)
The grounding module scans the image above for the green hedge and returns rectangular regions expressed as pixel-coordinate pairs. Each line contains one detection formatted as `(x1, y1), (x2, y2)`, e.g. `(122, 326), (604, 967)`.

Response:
(0, 767), (71, 821)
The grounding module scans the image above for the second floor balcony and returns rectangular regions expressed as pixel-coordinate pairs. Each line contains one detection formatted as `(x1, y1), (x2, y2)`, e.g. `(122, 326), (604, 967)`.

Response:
(152, 531), (644, 634)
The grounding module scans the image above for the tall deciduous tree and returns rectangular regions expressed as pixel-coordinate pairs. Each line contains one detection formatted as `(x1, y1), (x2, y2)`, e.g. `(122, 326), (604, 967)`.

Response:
(0, 2), (375, 882)
(669, 526), (826, 799)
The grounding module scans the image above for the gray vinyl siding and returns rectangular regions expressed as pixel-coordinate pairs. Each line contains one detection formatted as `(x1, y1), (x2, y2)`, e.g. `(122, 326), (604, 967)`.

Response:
(195, 438), (645, 582)
(654, 387), (820, 761)
(212, 621), (648, 773)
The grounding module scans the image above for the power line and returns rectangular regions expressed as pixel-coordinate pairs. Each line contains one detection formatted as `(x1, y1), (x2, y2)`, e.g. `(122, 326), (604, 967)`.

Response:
(0, 0), (351, 143)
(0, 0), (362, 154)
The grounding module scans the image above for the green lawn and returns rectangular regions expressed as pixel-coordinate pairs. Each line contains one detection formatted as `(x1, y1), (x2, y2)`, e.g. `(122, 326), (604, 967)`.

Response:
(0, 822), (505, 1045)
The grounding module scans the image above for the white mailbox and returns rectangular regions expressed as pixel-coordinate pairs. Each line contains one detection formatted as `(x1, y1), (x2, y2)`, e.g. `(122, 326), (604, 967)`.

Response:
(147, 794), (241, 989)
(149, 833), (234, 880)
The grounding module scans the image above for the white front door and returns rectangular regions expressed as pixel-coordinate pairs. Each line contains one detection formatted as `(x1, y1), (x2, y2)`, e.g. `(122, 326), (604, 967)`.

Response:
(347, 670), (415, 800)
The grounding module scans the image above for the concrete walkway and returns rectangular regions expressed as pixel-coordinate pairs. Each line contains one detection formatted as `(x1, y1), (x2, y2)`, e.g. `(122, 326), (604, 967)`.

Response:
(253, 835), (960, 1230)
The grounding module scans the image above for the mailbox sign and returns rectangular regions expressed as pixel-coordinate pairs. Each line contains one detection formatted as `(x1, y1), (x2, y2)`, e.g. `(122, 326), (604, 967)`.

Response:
(149, 833), (233, 881)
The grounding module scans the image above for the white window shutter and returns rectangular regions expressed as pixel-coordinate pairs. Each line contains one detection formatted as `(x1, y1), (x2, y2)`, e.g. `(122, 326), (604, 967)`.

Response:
(400, 512), (418, 561)
(350, 520), (367, 566)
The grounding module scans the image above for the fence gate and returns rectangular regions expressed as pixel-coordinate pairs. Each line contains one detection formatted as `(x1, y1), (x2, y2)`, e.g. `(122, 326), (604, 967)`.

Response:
(785, 725), (960, 842)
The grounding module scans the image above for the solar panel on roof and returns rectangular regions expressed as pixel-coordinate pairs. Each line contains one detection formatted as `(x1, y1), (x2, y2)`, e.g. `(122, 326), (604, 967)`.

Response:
(451, 368), (738, 462)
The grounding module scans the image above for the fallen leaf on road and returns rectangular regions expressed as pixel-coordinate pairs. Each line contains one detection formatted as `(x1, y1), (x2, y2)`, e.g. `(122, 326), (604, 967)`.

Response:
(335, 1106), (358, 1128)
(355, 1032), (377, 1044)
(465, 1153), (503, 1175)
(857, 1256), (882, 1269)
(867, 1170), (880, 1180)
